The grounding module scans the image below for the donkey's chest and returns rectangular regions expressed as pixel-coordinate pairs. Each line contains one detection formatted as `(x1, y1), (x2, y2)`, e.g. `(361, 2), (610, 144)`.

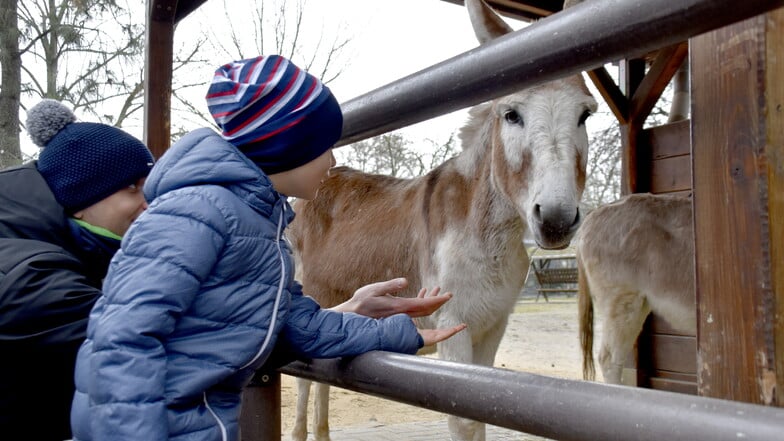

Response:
(419, 227), (529, 322)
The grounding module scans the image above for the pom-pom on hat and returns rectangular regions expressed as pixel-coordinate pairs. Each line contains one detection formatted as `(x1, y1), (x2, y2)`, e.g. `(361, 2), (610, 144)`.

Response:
(206, 55), (343, 174)
(28, 99), (154, 213)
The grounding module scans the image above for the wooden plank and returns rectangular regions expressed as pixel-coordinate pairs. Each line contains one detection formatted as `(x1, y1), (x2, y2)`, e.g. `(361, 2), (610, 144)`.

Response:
(649, 313), (695, 337)
(646, 119), (690, 159)
(649, 334), (697, 374)
(653, 189), (692, 198)
(691, 11), (783, 406)
(768, 9), (784, 408)
(650, 155), (691, 193)
(649, 376), (698, 395)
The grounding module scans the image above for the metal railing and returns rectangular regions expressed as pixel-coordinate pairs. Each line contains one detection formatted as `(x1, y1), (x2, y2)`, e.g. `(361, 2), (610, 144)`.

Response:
(241, 0), (784, 439)
(273, 353), (784, 441)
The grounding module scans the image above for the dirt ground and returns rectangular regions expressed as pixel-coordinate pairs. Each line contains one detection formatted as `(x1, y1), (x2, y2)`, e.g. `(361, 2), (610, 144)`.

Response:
(279, 298), (586, 435)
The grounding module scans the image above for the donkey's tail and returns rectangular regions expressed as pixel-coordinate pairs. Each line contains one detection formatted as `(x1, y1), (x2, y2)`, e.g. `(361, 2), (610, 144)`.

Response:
(578, 254), (596, 381)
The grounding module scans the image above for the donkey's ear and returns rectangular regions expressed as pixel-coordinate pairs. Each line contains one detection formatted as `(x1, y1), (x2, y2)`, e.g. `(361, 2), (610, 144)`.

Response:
(466, 0), (513, 44)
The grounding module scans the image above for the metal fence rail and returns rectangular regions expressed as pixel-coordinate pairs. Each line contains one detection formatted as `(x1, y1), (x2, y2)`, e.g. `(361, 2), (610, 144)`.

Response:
(338, 0), (784, 145)
(277, 352), (784, 441)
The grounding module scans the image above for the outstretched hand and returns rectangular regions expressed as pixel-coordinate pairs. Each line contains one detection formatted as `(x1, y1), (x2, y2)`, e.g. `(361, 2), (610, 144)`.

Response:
(419, 323), (468, 346)
(332, 278), (454, 319)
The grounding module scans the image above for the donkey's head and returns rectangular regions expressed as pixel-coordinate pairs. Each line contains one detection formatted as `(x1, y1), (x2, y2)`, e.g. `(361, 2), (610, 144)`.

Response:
(466, 0), (597, 249)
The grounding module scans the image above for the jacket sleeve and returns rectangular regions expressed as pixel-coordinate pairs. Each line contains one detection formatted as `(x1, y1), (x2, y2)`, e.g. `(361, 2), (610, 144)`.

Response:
(86, 194), (226, 441)
(0, 239), (100, 345)
(280, 283), (424, 359)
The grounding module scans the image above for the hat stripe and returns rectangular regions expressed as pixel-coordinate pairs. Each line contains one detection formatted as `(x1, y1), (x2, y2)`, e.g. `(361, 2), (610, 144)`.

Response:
(246, 115), (305, 144)
(241, 56), (267, 83)
(207, 58), (287, 125)
(206, 57), (277, 109)
(223, 68), (306, 140)
(292, 76), (321, 112)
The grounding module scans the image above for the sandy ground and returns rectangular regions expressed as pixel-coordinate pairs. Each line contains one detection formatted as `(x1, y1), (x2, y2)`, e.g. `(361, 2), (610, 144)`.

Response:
(279, 298), (587, 435)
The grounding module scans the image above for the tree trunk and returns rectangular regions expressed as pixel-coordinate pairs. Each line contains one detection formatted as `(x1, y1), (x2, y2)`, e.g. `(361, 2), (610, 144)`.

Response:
(0, 0), (22, 167)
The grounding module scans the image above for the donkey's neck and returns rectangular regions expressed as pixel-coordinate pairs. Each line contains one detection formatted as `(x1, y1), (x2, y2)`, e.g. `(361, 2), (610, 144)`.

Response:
(452, 106), (526, 234)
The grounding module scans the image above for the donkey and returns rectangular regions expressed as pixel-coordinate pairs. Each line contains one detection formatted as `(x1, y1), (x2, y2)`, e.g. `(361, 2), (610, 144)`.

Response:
(287, 0), (597, 439)
(575, 193), (696, 384)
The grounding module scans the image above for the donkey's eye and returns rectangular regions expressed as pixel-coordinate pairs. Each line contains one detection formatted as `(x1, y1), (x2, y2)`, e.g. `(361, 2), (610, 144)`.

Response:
(504, 110), (522, 126)
(578, 109), (592, 126)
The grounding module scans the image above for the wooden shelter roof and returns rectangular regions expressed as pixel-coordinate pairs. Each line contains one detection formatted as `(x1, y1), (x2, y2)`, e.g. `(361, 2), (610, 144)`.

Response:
(151, 0), (560, 25)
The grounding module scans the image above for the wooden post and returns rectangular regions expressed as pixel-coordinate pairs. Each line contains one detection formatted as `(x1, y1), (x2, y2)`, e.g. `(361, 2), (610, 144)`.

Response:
(240, 371), (282, 441)
(691, 9), (784, 406)
(144, 0), (175, 158)
(619, 58), (647, 195)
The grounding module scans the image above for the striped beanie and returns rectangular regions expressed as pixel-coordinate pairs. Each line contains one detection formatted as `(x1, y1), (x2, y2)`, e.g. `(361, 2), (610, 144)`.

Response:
(28, 99), (154, 213)
(206, 55), (343, 174)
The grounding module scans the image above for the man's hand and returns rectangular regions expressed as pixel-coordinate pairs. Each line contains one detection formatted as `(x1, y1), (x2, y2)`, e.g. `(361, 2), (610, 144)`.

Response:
(332, 278), (453, 319)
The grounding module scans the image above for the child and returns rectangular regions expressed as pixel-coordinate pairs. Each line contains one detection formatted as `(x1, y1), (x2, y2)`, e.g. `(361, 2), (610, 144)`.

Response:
(0, 99), (154, 441)
(70, 55), (466, 441)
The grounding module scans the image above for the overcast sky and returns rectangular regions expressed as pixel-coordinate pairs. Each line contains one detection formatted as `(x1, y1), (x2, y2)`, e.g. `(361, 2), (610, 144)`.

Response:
(180, 0), (530, 148)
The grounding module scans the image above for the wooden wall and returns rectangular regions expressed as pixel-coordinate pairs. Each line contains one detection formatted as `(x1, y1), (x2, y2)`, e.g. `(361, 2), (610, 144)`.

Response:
(621, 9), (783, 406)
(626, 118), (698, 395)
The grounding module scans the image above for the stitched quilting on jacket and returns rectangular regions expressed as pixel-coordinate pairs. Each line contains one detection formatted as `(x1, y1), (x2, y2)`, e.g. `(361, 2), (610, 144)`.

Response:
(71, 128), (423, 441)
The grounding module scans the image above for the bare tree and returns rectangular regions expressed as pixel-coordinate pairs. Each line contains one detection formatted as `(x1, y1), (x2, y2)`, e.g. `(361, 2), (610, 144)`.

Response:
(582, 115), (621, 209)
(17, 1), (145, 123)
(205, 0), (350, 85)
(0, 0), (22, 167)
(336, 132), (459, 178)
(167, 0), (353, 141)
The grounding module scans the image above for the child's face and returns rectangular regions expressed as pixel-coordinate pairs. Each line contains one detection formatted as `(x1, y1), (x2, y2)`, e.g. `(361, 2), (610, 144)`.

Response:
(73, 177), (149, 236)
(269, 149), (336, 200)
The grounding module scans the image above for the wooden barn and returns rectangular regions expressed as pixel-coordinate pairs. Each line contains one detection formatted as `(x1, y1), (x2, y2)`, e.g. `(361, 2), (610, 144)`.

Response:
(144, 0), (783, 437)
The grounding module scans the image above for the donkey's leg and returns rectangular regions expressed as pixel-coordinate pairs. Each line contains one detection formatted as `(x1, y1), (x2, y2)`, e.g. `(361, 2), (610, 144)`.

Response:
(438, 325), (483, 441)
(597, 291), (650, 385)
(291, 378), (312, 441)
(313, 382), (332, 441)
(442, 317), (509, 441)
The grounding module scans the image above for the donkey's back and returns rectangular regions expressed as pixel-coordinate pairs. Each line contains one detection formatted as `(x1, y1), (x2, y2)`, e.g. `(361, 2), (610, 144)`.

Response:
(289, 166), (426, 308)
(576, 193), (695, 384)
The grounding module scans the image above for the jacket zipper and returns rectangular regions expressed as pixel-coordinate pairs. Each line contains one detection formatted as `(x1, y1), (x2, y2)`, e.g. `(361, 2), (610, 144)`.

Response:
(239, 206), (286, 370)
(204, 392), (228, 441)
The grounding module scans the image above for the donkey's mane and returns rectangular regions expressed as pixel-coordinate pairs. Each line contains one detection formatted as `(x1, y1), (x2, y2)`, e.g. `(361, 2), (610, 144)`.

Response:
(455, 102), (493, 176)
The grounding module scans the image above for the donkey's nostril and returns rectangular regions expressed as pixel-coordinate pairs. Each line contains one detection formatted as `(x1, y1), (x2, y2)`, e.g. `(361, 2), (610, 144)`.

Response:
(572, 207), (581, 227)
(533, 204), (542, 222)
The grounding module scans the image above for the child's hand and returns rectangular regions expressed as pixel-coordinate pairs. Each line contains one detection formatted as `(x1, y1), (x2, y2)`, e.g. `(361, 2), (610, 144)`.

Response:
(333, 278), (453, 319)
(418, 323), (468, 346)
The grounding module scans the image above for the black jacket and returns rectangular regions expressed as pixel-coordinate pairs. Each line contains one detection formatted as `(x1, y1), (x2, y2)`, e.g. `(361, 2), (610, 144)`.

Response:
(0, 163), (115, 440)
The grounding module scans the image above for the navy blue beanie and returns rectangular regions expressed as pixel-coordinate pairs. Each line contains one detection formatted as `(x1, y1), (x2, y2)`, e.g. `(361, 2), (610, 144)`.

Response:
(28, 100), (154, 213)
(205, 55), (343, 174)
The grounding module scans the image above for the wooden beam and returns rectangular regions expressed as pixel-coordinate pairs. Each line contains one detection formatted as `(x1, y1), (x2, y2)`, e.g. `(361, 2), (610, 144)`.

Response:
(691, 9), (783, 406)
(619, 58), (647, 195)
(629, 42), (688, 124)
(587, 66), (629, 124)
(174, 0), (209, 23)
(769, 8), (784, 409)
(143, 0), (176, 158)
(439, 0), (559, 21)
